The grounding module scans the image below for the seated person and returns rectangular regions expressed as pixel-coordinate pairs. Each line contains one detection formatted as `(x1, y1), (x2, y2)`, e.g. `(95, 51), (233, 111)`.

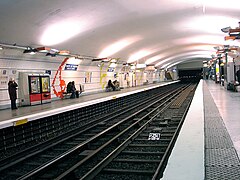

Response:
(106, 80), (116, 91)
(113, 80), (120, 90)
(67, 82), (72, 93)
(67, 81), (76, 98)
(70, 81), (76, 98)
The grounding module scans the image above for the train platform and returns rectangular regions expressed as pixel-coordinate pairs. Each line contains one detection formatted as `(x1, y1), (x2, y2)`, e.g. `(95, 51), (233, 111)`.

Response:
(162, 80), (240, 180)
(0, 81), (176, 129)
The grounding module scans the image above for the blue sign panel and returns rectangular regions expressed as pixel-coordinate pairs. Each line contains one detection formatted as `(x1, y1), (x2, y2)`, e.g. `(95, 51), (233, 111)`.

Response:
(65, 64), (78, 71)
(107, 67), (115, 72)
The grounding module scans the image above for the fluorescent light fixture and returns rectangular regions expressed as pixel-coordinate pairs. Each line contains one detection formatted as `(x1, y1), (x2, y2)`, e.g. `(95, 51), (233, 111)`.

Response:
(110, 58), (118, 63)
(45, 48), (59, 57)
(146, 65), (155, 71)
(36, 47), (50, 53)
(109, 63), (117, 68)
(221, 26), (231, 33)
(23, 47), (37, 55)
(29, 52), (36, 55)
(59, 50), (70, 56)
(67, 57), (82, 64)
(50, 49), (59, 53)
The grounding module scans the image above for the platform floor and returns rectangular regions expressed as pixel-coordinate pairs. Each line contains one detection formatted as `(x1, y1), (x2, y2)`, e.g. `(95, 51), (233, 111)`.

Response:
(162, 80), (240, 180)
(0, 81), (175, 129)
(206, 80), (240, 158)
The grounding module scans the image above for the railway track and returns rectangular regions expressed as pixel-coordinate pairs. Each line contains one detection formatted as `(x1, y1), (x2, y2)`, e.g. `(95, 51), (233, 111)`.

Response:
(0, 82), (197, 179)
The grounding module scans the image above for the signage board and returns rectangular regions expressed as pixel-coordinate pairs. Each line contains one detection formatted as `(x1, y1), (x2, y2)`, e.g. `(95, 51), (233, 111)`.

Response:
(65, 64), (78, 71)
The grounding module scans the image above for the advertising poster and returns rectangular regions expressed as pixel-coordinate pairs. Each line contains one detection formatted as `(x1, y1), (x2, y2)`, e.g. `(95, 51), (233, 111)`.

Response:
(30, 77), (40, 93)
(0, 69), (8, 89)
(41, 77), (50, 92)
(0, 76), (8, 89)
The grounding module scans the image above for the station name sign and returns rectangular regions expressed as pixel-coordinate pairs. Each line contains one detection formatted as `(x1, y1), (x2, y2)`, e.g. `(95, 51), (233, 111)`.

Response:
(65, 64), (78, 71)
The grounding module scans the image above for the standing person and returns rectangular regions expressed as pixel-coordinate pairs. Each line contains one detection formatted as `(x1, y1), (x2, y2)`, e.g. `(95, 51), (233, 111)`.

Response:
(8, 78), (18, 110)
(236, 69), (240, 82)
(205, 71), (209, 80)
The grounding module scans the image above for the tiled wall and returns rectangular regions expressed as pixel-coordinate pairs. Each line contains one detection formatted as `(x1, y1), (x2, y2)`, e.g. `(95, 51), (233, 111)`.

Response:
(0, 48), (163, 109)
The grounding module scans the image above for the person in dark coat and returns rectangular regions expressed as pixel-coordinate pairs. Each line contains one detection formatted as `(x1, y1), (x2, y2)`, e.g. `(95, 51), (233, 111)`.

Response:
(8, 78), (18, 110)
(107, 80), (116, 91)
(67, 81), (73, 93)
(70, 81), (76, 98)
(236, 69), (240, 82)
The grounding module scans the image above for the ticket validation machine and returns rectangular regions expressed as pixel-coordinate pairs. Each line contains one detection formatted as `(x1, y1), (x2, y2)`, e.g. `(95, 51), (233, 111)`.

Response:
(19, 73), (51, 106)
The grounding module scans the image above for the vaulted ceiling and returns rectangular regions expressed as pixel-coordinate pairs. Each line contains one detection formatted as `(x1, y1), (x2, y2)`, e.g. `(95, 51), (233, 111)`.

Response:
(0, 0), (239, 69)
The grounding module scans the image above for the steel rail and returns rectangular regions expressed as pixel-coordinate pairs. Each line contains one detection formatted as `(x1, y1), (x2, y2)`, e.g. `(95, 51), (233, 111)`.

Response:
(0, 84), (175, 173)
(17, 85), (187, 180)
(78, 85), (192, 180)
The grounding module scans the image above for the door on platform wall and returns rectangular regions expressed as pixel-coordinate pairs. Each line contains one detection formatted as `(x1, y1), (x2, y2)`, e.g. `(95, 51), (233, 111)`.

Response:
(119, 73), (124, 88)
(224, 63), (227, 85)
(143, 72), (147, 83)
(135, 70), (144, 86)
(165, 71), (173, 80)
(160, 70), (165, 81)
(235, 65), (240, 82)
(130, 72), (135, 87)
(220, 64), (224, 83)
(146, 71), (153, 83)
(227, 62), (235, 84)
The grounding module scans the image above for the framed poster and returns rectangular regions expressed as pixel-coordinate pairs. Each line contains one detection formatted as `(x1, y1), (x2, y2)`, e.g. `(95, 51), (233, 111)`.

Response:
(41, 77), (50, 93)
(0, 69), (8, 89)
(0, 75), (8, 89)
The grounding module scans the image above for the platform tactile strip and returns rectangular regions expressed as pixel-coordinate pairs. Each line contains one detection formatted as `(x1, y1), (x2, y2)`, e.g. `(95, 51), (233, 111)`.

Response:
(205, 136), (233, 149)
(203, 82), (240, 179)
(205, 149), (240, 166)
(205, 128), (230, 137)
(206, 166), (240, 180)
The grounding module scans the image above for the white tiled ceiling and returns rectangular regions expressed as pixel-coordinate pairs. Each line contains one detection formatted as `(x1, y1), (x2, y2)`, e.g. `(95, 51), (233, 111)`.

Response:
(0, 0), (239, 68)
